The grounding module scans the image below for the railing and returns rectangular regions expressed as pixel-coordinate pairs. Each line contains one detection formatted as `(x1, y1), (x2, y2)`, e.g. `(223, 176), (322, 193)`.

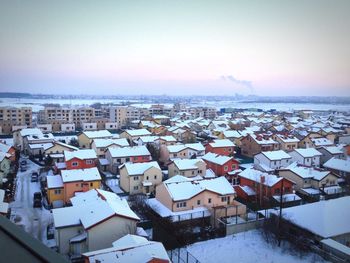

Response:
(168, 248), (200, 263)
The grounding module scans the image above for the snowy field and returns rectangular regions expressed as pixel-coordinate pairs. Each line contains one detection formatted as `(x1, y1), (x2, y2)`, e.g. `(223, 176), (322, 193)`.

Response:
(187, 230), (329, 263)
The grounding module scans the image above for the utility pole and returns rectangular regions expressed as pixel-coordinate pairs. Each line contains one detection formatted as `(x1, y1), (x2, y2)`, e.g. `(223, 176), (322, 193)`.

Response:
(278, 179), (284, 247)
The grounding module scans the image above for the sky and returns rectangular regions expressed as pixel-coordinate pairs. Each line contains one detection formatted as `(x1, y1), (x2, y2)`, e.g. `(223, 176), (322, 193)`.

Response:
(0, 0), (349, 96)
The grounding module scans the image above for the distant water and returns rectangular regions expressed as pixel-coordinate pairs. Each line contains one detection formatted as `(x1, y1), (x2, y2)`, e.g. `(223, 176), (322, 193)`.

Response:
(0, 97), (349, 112)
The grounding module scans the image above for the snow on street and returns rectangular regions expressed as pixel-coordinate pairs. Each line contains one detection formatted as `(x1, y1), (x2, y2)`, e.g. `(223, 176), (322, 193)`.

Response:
(9, 157), (54, 247)
(187, 230), (329, 263)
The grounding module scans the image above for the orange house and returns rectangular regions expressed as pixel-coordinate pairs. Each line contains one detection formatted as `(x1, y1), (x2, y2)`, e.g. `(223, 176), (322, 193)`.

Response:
(202, 152), (240, 177)
(61, 167), (102, 203)
(205, 139), (235, 156)
(64, 149), (98, 170)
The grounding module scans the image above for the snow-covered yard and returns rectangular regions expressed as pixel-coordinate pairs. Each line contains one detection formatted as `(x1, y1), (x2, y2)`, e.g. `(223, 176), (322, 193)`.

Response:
(187, 230), (329, 263)
(9, 157), (55, 247)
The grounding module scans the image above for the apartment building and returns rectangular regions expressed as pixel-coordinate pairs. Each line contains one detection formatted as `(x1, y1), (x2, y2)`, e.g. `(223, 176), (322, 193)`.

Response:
(0, 107), (32, 134)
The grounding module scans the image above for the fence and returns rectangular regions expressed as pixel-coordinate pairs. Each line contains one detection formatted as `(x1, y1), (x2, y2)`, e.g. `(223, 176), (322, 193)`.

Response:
(168, 248), (200, 263)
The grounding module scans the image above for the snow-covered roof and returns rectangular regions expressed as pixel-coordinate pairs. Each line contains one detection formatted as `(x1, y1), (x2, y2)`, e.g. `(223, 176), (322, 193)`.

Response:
(0, 142), (12, 153)
(47, 175), (64, 189)
(167, 143), (204, 153)
(122, 161), (160, 175)
(311, 137), (333, 146)
(83, 235), (169, 263)
(83, 130), (112, 139)
(249, 134), (278, 145)
(237, 185), (256, 196)
(163, 176), (235, 201)
(292, 148), (322, 158)
(51, 141), (79, 151)
(285, 163), (330, 180)
(123, 129), (151, 137)
(19, 128), (43, 137)
(107, 146), (151, 158)
(223, 130), (243, 139)
(28, 142), (53, 150)
(172, 158), (205, 170)
(93, 138), (129, 148)
(260, 150), (291, 160)
(275, 196), (350, 238)
(320, 146), (344, 155)
(209, 139), (235, 148)
(158, 135), (177, 142)
(239, 168), (282, 187)
(275, 134), (300, 143)
(61, 167), (101, 183)
(52, 206), (81, 228)
(202, 152), (233, 165)
(64, 149), (97, 161)
(323, 157), (350, 173)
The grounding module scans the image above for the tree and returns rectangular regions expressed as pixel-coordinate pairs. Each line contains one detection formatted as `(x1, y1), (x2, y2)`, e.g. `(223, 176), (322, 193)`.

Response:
(146, 143), (160, 161)
(69, 138), (79, 147)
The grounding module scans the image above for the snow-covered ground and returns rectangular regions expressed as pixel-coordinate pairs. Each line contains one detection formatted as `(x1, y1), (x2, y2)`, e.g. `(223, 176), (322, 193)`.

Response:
(187, 230), (329, 263)
(9, 157), (55, 247)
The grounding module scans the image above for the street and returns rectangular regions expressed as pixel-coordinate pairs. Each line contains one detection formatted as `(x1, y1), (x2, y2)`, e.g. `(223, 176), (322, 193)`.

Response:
(9, 156), (54, 247)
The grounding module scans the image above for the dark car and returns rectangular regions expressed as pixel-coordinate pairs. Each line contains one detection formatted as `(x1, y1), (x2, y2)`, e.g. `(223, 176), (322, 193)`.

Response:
(33, 192), (42, 208)
(20, 160), (27, 166)
(31, 172), (39, 182)
(20, 165), (27, 172)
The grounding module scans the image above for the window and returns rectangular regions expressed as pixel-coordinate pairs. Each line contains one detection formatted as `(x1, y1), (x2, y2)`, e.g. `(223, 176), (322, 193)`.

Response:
(198, 170), (202, 174)
(197, 200), (201, 205)
(133, 176), (139, 181)
(275, 188), (280, 195)
(221, 196), (228, 202)
(232, 164), (236, 170)
(192, 171), (195, 175)
(86, 160), (93, 164)
(174, 153), (177, 157)
(134, 157), (138, 161)
(126, 157), (130, 162)
(72, 162), (78, 167)
(154, 175), (157, 180)
(224, 166), (228, 171)
(54, 189), (61, 195)
(133, 186), (139, 190)
(176, 202), (187, 208)
(90, 182), (93, 187)
(228, 148), (232, 152)
(146, 176), (149, 180)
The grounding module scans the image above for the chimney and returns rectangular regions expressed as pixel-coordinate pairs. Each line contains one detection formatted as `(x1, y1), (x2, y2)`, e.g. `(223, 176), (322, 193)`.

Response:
(260, 175), (265, 184)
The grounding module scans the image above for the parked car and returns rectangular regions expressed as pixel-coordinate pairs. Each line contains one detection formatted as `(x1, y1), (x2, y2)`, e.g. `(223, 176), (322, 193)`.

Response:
(20, 165), (27, 172)
(20, 160), (27, 166)
(33, 192), (42, 208)
(31, 172), (39, 182)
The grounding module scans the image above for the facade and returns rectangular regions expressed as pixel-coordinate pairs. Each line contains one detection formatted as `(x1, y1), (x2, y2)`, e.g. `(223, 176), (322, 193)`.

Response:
(168, 159), (206, 178)
(205, 139), (235, 156)
(289, 148), (322, 167)
(91, 138), (129, 158)
(77, 130), (113, 149)
(0, 107), (32, 135)
(202, 152), (239, 177)
(63, 149), (98, 170)
(119, 161), (162, 195)
(241, 134), (279, 158)
(273, 134), (300, 151)
(254, 150), (292, 172)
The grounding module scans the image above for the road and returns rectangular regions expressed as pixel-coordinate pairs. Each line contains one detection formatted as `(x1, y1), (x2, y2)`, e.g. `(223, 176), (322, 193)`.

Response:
(9, 157), (54, 246)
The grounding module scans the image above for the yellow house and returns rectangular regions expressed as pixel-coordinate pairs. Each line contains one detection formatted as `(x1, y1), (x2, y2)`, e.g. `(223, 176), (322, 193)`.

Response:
(119, 161), (162, 195)
(77, 130), (113, 149)
(168, 159), (206, 178)
(44, 141), (79, 162)
(47, 175), (64, 205)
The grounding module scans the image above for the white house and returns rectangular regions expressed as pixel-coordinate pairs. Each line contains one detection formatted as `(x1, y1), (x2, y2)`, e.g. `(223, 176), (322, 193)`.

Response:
(289, 148), (322, 167)
(254, 150), (292, 172)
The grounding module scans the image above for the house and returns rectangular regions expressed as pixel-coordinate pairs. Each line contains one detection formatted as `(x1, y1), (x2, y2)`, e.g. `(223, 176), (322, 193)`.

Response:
(120, 129), (152, 143)
(82, 234), (170, 263)
(171, 128), (196, 143)
(269, 196), (350, 251)
(297, 132), (323, 148)
(24, 133), (55, 156)
(52, 189), (139, 258)
(119, 161), (162, 195)
(13, 128), (43, 152)
(241, 134), (279, 158)
(91, 138), (129, 158)
(0, 142), (16, 162)
(61, 167), (102, 203)
(202, 152), (240, 178)
(44, 141), (79, 163)
(0, 152), (12, 185)
(278, 163), (340, 197)
(237, 168), (294, 207)
(168, 159), (206, 178)
(46, 175), (64, 206)
(310, 137), (334, 148)
(160, 142), (205, 162)
(153, 175), (246, 225)
(254, 150), (292, 172)
(63, 149), (98, 170)
(221, 130), (244, 147)
(105, 146), (152, 174)
(205, 139), (235, 156)
(289, 148), (322, 167)
(318, 146), (346, 164)
(0, 189), (9, 215)
(323, 157), (350, 179)
(78, 130), (113, 149)
(273, 134), (300, 151)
